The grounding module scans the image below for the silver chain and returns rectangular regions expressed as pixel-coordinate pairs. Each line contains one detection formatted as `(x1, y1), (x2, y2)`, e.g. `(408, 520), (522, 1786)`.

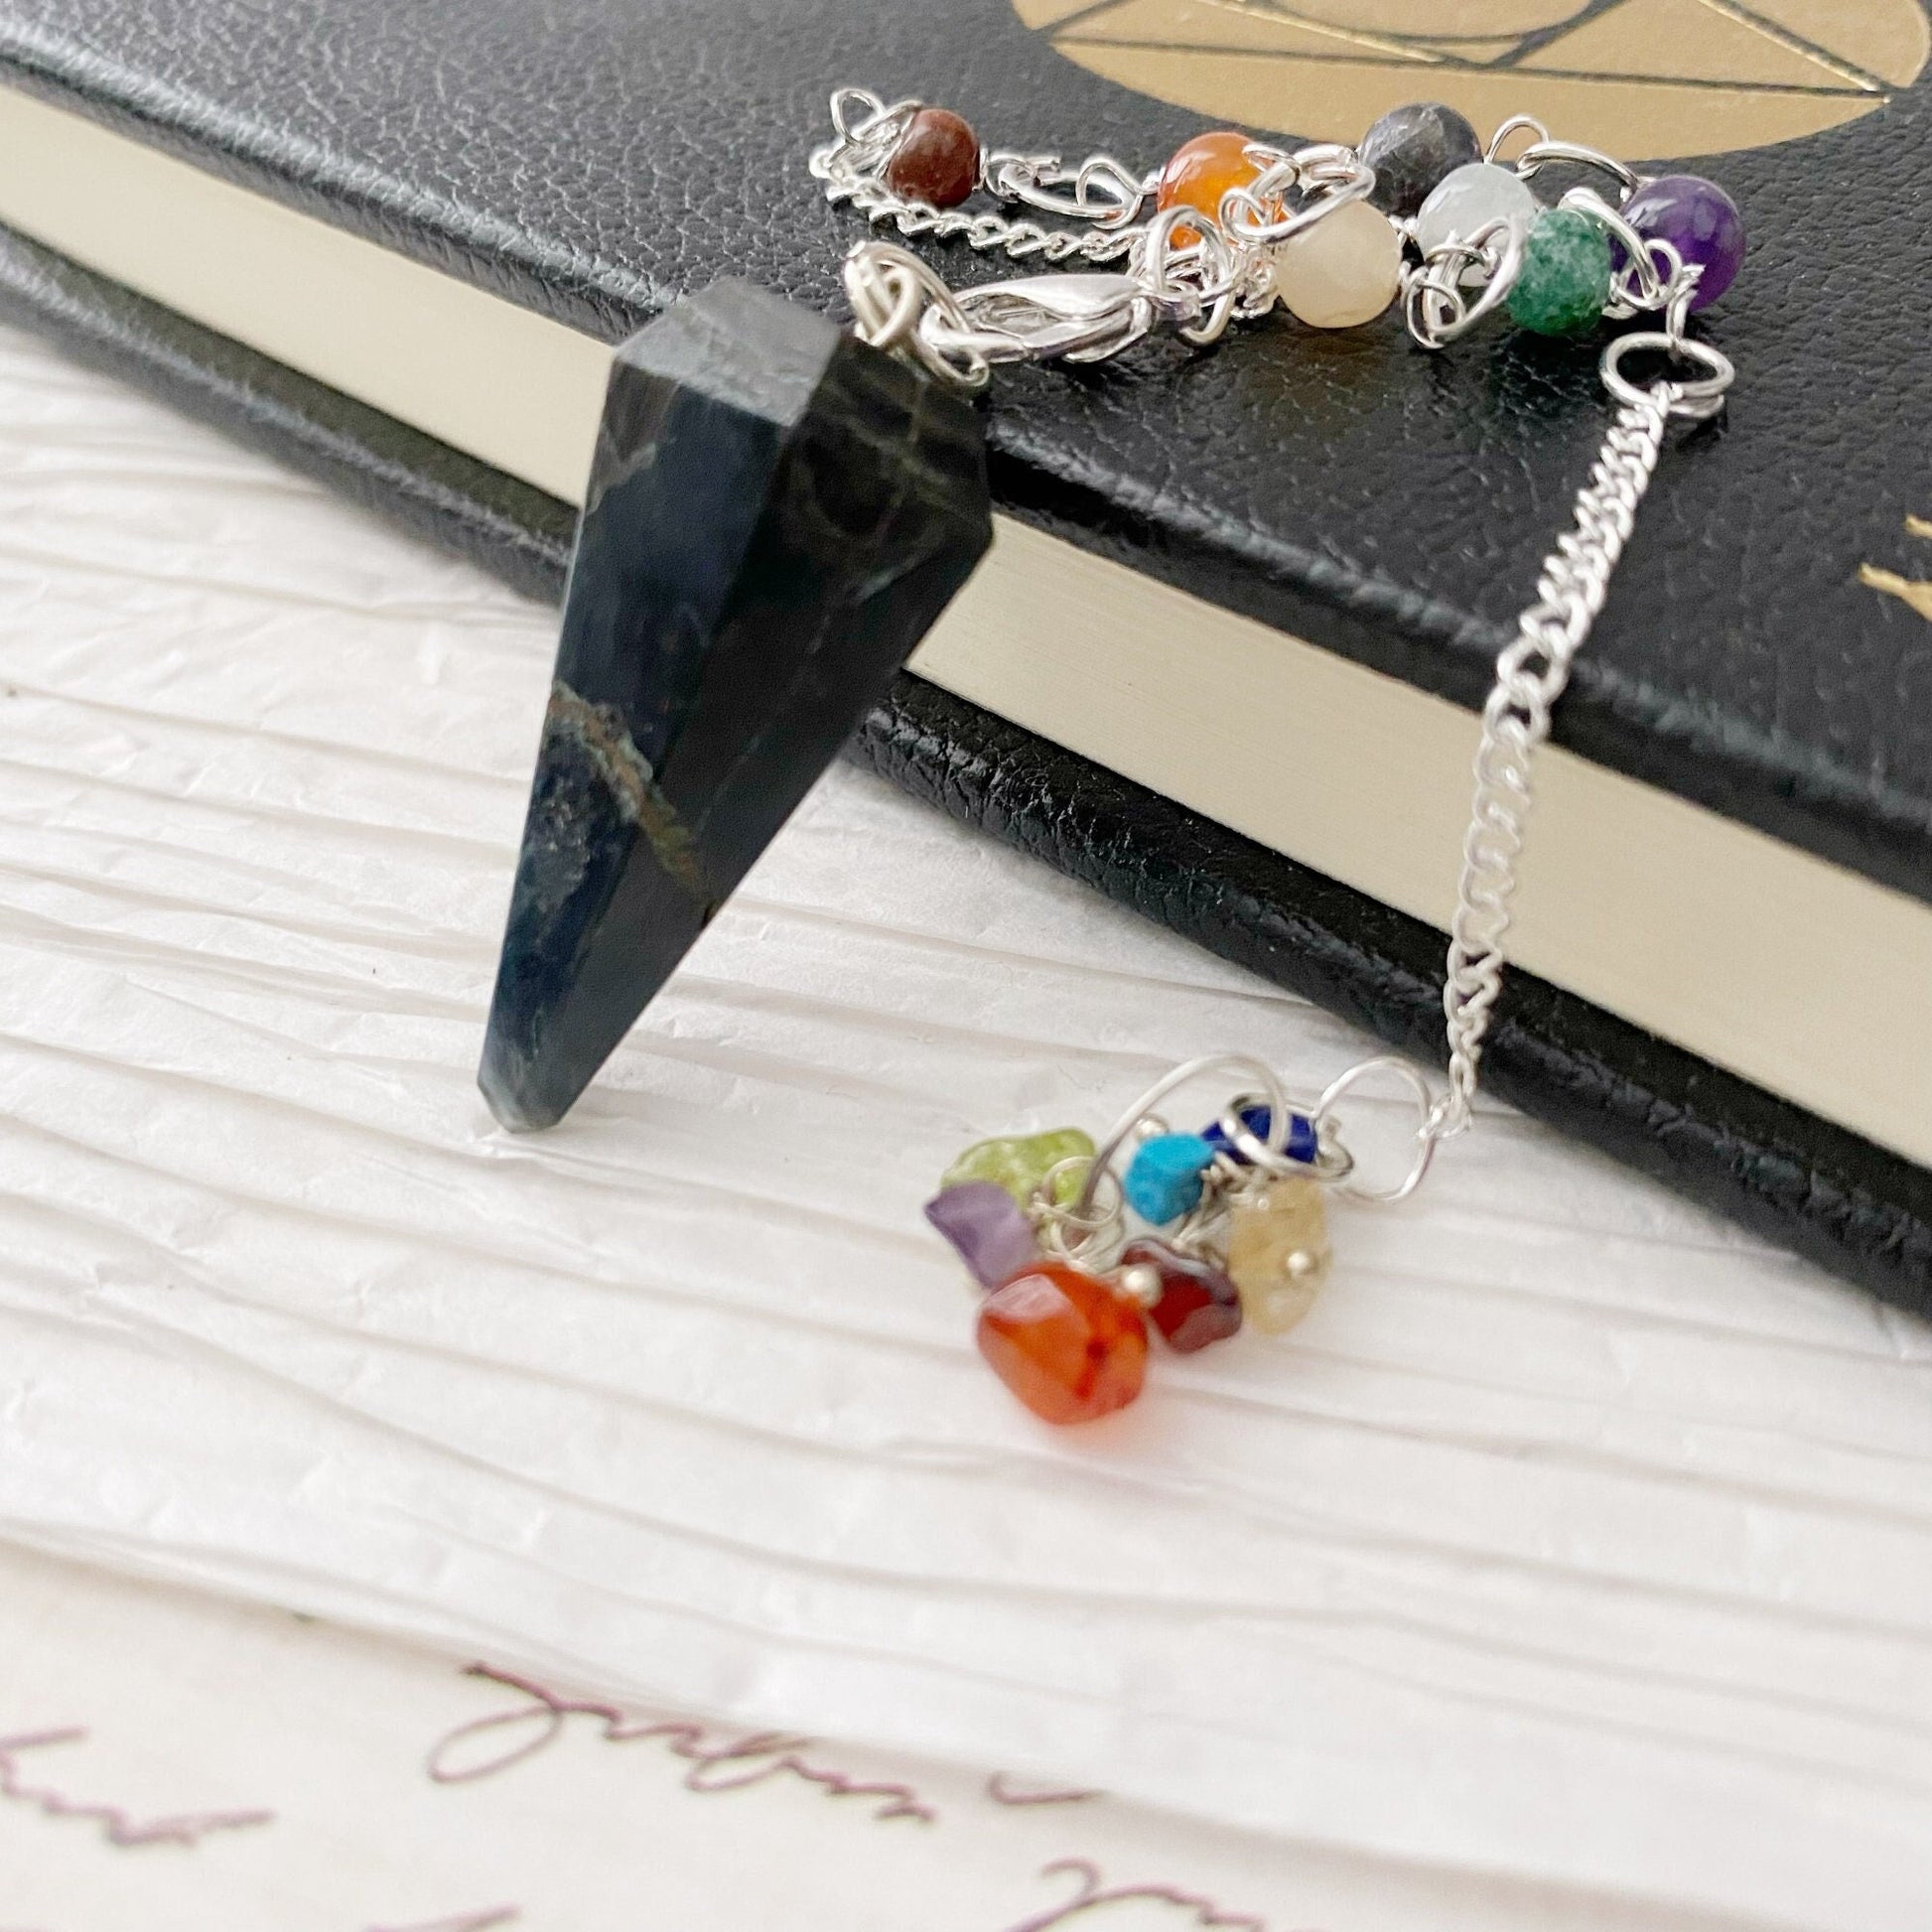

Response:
(810, 88), (1152, 267)
(1434, 389), (1670, 1138)
(1429, 317), (1733, 1143)
(816, 86), (1737, 1194)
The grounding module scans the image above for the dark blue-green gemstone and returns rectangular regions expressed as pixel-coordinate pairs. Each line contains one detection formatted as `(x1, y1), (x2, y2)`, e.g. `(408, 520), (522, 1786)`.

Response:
(480, 281), (991, 1130)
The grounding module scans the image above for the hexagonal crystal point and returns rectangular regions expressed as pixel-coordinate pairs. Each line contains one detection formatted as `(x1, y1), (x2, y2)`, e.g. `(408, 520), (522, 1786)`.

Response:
(481, 281), (991, 1130)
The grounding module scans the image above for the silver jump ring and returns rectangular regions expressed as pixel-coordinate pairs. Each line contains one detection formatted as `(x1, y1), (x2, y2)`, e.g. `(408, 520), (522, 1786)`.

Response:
(1312, 1056), (1439, 1205)
(1512, 137), (1642, 196)
(1600, 332), (1733, 421)
(1485, 114), (1549, 165)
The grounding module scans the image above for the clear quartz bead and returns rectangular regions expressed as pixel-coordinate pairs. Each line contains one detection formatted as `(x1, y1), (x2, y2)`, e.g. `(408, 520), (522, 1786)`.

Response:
(1226, 1176), (1332, 1335)
(1412, 161), (1537, 261)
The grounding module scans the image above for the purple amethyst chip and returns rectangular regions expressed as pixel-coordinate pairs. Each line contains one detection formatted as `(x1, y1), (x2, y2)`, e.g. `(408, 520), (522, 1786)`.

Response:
(924, 1181), (1038, 1289)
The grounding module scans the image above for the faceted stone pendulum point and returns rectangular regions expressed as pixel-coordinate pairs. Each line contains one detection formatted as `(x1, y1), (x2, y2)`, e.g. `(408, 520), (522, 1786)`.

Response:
(480, 281), (992, 1129)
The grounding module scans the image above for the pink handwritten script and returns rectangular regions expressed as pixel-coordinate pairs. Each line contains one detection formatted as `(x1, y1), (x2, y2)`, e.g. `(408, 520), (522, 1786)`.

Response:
(1003, 1859), (1273, 1932)
(428, 1666), (935, 1823)
(0, 1726), (273, 1850)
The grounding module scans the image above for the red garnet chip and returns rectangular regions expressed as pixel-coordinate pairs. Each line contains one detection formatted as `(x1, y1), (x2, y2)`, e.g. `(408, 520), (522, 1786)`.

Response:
(976, 1263), (1149, 1425)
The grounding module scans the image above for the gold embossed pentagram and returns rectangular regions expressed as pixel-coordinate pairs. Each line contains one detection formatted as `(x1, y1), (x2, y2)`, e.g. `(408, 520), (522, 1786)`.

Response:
(1016, 0), (1929, 156)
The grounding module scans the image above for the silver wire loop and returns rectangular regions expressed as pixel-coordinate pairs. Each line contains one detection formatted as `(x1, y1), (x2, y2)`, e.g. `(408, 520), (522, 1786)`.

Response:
(1511, 136), (1644, 198)
(1485, 113), (1548, 165)
(980, 150), (1153, 229)
(1403, 216), (1527, 349)
(1313, 1057), (1440, 1205)
(1031, 1158), (1123, 1266)
(1217, 142), (1376, 247)
(1600, 334), (1734, 421)
(949, 272), (1169, 366)
(843, 241), (992, 392)
(1077, 1053), (1296, 1216)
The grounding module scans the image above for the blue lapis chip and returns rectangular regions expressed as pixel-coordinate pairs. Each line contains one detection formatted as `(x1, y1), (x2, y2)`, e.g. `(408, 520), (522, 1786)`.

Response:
(1202, 1104), (1318, 1167)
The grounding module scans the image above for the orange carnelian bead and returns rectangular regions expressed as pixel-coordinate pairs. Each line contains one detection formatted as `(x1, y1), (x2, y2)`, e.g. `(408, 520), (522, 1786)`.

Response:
(1156, 128), (1264, 240)
(977, 1263), (1148, 1426)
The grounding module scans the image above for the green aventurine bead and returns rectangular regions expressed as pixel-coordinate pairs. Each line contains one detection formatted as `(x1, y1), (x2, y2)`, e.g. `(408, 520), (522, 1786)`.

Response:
(942, 1129), (1096, 1210)
(1508, 207), (1612, 337)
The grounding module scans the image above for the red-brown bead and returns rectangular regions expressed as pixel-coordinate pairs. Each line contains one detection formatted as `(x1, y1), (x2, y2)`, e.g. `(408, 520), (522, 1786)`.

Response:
(976, 1262), (1148, 1426)
(885, 107), (981, 210)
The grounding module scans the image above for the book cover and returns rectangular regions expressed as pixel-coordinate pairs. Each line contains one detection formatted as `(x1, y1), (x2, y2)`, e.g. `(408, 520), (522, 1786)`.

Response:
(0, 0), (1929, 1306)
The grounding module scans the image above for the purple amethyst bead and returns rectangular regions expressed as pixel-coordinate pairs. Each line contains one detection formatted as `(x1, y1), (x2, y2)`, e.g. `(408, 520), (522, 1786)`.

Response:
(1621, 174), (1744, 311)
(924, 1181), (1038, 1289)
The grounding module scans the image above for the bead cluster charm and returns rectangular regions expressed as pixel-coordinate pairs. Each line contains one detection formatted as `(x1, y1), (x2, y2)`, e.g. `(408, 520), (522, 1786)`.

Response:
(923, 1055), (1429, 1425)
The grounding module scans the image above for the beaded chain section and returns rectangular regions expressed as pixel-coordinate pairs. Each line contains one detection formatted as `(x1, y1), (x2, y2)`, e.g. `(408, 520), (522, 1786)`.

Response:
(813, 88), (1742, 1425)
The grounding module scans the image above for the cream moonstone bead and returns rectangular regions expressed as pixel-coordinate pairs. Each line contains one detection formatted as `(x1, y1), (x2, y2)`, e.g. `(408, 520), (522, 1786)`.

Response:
(1412, 161), (1537, 261)
(1270, 198), (1402, 329)
(1225, 1176), (1332, 1334)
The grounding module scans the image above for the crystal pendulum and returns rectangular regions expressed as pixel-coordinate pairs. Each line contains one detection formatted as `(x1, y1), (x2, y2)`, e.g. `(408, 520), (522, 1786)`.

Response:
(480, 279), (992, 1129)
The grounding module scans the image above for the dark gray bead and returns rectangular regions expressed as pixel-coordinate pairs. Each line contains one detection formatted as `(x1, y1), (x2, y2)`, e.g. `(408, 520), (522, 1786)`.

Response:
(480, 279), (991, 1130)
(1360, 101), (1483, 218)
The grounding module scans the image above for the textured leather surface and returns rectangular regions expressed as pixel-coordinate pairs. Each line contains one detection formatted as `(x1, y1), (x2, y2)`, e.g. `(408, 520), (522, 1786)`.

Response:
(7, 218), (1926, 1315)
(2, 0), (1932, 903)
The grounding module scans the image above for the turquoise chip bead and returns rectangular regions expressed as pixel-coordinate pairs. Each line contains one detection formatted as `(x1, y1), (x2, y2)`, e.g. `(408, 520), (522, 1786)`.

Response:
(1123, 1133), (1216, 1226)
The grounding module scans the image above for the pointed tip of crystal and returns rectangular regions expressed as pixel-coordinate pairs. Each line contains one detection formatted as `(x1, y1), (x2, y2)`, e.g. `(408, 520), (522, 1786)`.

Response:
(478, 279), (990, 1130)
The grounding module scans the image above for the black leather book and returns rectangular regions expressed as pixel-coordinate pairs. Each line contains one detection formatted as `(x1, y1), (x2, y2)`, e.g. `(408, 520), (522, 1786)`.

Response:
(2, 0), (1931, 1311)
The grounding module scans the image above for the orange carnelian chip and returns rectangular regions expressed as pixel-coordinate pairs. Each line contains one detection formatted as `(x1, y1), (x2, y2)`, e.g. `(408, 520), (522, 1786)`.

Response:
(1156, 128), (1265, 242)
(976, 1263), (1148, 1426)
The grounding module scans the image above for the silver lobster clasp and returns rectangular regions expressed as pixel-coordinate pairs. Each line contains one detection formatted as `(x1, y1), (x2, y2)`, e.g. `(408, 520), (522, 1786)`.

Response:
(943, 272), (1169, 366)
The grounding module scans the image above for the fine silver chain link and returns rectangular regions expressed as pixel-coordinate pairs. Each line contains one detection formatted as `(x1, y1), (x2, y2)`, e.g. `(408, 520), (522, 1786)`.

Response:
(1427, 315), (1733, 1147)
(1430, 390), (1670, 1140)
(818, 168), (1150, 267)
(810, 88), (1152, 266)
(815, 86), (1736, 1196)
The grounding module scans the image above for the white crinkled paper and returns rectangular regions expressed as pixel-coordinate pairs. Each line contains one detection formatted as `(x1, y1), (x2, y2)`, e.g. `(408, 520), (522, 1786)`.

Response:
(1, 322), (1930, 1931)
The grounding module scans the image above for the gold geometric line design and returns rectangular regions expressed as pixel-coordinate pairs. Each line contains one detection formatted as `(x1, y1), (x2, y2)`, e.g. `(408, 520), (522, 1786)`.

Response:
(1055, 36), (1878, 96)
(1487, 62), (1868, 95)
(1860, 517), (1932, 621)
(1694, 0), (1888, 92)
(1192, 0), (1446, 65)
(1029, 0), (1928, 156)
